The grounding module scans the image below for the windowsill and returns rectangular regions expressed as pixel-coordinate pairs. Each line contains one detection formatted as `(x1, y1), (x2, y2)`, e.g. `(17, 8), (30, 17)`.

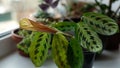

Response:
(0, 50), (120, 68)
(0, 20), (19, 38)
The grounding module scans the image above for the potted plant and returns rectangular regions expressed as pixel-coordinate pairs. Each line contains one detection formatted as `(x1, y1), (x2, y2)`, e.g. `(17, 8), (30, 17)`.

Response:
(93, 0), (120, 50)
(11, 29), (32, 43)
(16, 0), (118, 68)
(11, 29), (32, 57)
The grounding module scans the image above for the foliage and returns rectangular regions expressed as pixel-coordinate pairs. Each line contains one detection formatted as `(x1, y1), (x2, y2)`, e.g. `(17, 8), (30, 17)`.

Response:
(29, 32), (51, 66)
(94, 0), (120, 21)
(83, 12), (118, 35)
(18, 29), (32, 37)
(75, 22), (102, 52)
(17, 12), (118, 68)
(16, 0), (119, 68)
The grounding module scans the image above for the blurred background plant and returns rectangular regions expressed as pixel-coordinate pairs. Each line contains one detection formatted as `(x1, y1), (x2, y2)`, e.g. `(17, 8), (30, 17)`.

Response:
(94, 0), (120, 22)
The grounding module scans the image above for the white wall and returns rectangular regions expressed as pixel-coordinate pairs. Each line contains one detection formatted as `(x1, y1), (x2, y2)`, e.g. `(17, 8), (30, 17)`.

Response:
(1, 0), (39, 10)
(79, 0), (120, 11)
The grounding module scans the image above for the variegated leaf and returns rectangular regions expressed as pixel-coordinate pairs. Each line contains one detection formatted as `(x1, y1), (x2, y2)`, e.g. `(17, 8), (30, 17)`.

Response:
(67, 37), (84, 68)
(19, 18), (57, 33)
(52, 22), (76, 32)
(28, 32), (51, 67)
(82, 12), (118, 35)
(17, 37), (31, 54)
(52, 33), (71, 68)
(75, 22), (102, 52)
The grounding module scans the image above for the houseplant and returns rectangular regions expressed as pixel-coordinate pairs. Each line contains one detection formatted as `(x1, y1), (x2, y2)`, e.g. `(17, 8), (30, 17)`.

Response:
(16, 0), (118, 68)
(11, 29), (32, 43)
(94, 0), (120, 50)
(11, 29), (32, 57)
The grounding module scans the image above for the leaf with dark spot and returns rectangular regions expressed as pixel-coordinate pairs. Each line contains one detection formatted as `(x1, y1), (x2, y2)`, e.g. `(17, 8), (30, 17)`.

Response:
(83, 12), (118, 35)
(96, 17), (101, 20)
(75, 22), (102, 52)
(52, 33), (70, 68)
(17, 37), (31, 55)
(29, 32), (51, 67)
(35, 49), (39, 55)
(52, 21), (76, 32)
(93, 41), (97, 44)
(67, 38), (83, 68)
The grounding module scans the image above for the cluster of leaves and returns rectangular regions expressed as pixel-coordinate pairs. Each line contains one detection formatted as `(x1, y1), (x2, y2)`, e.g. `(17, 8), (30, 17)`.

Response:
(18, 29), (32, 37)
(94, 0), (120, 21)
(18, 12), (118, 68)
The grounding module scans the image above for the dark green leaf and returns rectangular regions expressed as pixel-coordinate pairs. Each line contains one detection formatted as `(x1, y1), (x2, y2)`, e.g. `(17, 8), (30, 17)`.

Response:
(67, 38), (84, 68)
(52, 22), (76, 32)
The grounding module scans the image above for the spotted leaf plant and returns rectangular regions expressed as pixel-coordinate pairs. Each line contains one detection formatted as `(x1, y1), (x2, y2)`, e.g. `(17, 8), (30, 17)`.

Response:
(17, 12), (118, 68)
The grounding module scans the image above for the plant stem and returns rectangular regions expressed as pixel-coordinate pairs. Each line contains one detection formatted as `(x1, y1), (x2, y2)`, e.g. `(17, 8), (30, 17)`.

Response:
(95, 0), (103, 13)
(113, 5), (120, 18)
(56, 30), (73, 38)
(62, 32), (73, 38)
(107, 0), (113, 16)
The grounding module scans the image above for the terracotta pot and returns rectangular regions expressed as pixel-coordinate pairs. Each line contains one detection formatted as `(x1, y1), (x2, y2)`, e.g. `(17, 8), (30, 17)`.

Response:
(12, 29), (29, 57)
(11, 29), (23, 43)
(18, 49), (29, 57)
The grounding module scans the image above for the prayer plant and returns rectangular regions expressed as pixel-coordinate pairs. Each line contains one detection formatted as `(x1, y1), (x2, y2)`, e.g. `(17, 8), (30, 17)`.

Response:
(17, 12), (118, 68)
(17, 0), (119, 68)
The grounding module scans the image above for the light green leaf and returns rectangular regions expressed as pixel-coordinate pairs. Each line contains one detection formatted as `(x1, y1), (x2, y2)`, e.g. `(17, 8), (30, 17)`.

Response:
(17, 37), (31, 54)
(75, 22), (102, 52)
(29, 32), (51, 67)
(52, 33), (71, 68)
(82, 12), (118, 35)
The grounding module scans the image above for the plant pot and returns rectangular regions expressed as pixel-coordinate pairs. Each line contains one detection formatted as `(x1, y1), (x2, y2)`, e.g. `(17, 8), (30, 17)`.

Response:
(17, 49), (29, 57)
(99, 31), (120, 51)
(11, 28), (23, 43)
(105, 33), (120, 50)
(103, 20), (120, 50)
(11, 29), (28, 57)
(98, 34), (108, 50)
(83, 51), (96, 68)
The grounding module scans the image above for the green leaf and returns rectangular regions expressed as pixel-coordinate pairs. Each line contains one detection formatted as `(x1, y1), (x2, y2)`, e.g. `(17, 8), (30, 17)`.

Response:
(52, 33), (71, 68)
(75, 22), (102, 52)
(28, 32), (51, 67)
(67, 37), (84, 68)
(18, 29), (32, 37)
(17, 37), (31, 54)
(52, 22), (76, 32)
(82, 12), (118, 35)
